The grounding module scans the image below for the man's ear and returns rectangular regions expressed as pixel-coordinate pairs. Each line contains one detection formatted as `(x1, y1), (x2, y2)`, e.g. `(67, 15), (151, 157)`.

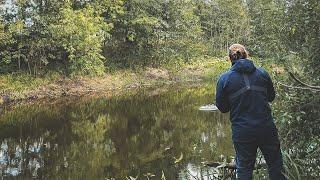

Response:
(229, 53), (235, 61)
(225, 56), (231, 61)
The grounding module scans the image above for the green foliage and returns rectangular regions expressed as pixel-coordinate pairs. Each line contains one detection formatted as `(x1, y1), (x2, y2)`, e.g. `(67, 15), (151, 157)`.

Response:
(195, 0), (250, 53)
(0, 0), (319, 177)
(1, 0), (318, 75)
(0, 20), (14, 67)
(105, 0), (205, 67)
(0, 72), (59, 97)
(246, 0), (287, 56)
(51, 6), (110, 76)
(0, 0), (122, 75)
(283, 152), (303, 180)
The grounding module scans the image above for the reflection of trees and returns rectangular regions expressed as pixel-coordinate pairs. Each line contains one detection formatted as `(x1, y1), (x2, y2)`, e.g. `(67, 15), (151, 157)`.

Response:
(99, 85), (233, 179)
(0, 84), (233, 179)
(0, 103), (71, 178)
(0, 138), (44, 177)
(179, 163), (236, 179)
(58, 114), (116, 179)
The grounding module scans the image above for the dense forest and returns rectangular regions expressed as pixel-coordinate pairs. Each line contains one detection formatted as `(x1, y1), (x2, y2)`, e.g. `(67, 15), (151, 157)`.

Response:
(0, 0), (319, 178)
(1, 0), (318, 75)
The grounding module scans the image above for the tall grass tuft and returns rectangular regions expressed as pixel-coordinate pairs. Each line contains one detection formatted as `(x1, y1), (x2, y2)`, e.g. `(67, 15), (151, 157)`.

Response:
(283, 152), (302, 180)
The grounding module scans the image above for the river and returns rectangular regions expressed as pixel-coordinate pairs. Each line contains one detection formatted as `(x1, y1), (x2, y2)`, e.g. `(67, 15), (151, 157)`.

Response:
(0, 83), (234, 179)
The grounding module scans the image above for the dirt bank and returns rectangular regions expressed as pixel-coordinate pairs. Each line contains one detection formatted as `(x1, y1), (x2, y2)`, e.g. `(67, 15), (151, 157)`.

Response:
(0, 60), (229, 107)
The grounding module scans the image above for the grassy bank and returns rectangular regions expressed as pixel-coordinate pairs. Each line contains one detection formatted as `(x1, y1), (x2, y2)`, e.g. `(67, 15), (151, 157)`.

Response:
(0, 57), (230, 106)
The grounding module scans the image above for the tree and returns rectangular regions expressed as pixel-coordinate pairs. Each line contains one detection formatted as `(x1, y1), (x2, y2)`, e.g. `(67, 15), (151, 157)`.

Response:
(51, 5), (110, 76)
(246, 0), (287, 57)
(104, 0), (205, 67)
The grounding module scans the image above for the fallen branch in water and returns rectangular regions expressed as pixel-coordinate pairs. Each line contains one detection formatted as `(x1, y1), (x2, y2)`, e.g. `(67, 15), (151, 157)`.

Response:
(204, 161), (267, 170)
(288, 72), (320, 90)
(186, 169), (199, 180)
(277, 82), (320, 92)
(204, 161), (236, 170)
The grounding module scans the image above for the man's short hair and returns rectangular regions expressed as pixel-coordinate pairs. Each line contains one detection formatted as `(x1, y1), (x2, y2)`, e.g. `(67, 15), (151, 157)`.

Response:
(228, 44), (249, 61)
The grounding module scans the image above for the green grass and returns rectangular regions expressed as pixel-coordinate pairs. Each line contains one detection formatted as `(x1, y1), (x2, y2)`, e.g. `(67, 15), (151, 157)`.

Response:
(0, 72), (60, 98)
(0, 57), (229, 101)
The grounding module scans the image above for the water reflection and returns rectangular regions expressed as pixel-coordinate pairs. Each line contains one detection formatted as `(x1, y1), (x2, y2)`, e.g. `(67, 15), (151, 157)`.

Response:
(0, 84), (233, 179)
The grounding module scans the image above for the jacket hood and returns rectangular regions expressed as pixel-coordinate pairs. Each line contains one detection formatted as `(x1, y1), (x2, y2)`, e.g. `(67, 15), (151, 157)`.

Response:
(230, 59), (256, 73)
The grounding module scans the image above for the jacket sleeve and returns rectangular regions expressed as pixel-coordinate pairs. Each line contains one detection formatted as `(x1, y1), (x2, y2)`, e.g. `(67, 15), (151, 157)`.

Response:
(260, 68), (276, 102)
(216, 75), (230, 113)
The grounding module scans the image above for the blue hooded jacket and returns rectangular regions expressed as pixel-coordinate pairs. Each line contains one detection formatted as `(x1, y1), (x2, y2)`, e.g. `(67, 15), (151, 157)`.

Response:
(216, 59), (276, 142)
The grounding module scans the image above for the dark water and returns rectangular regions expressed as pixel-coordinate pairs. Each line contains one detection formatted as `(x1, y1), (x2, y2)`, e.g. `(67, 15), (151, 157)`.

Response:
(0, 84), (233, 179)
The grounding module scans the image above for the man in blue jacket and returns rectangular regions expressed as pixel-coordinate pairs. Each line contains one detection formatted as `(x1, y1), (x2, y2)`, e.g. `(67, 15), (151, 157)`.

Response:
(216, 44), (285, 180)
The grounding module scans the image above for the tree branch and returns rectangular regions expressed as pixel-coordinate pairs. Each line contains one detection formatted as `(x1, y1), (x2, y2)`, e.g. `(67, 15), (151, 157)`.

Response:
(289, 72), (320, 90)
(277, 81), (320, 92)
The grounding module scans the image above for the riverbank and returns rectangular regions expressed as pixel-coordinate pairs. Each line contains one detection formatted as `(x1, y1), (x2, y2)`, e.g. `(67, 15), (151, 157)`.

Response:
(0, 58), (230, 107)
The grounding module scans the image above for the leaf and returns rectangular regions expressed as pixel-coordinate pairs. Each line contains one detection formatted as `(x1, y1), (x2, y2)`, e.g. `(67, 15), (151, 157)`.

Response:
(174, 152), (183, 164)
(143, 172), (155, 178)
(161, 170), (166, 180)
(128, 176), (136, 180)
(126, 173), (139, 180)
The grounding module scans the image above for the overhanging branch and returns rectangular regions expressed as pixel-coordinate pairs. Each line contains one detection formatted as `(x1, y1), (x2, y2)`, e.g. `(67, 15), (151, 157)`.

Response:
(277, 81), (320, 92)
(288, 72), (320, 90)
